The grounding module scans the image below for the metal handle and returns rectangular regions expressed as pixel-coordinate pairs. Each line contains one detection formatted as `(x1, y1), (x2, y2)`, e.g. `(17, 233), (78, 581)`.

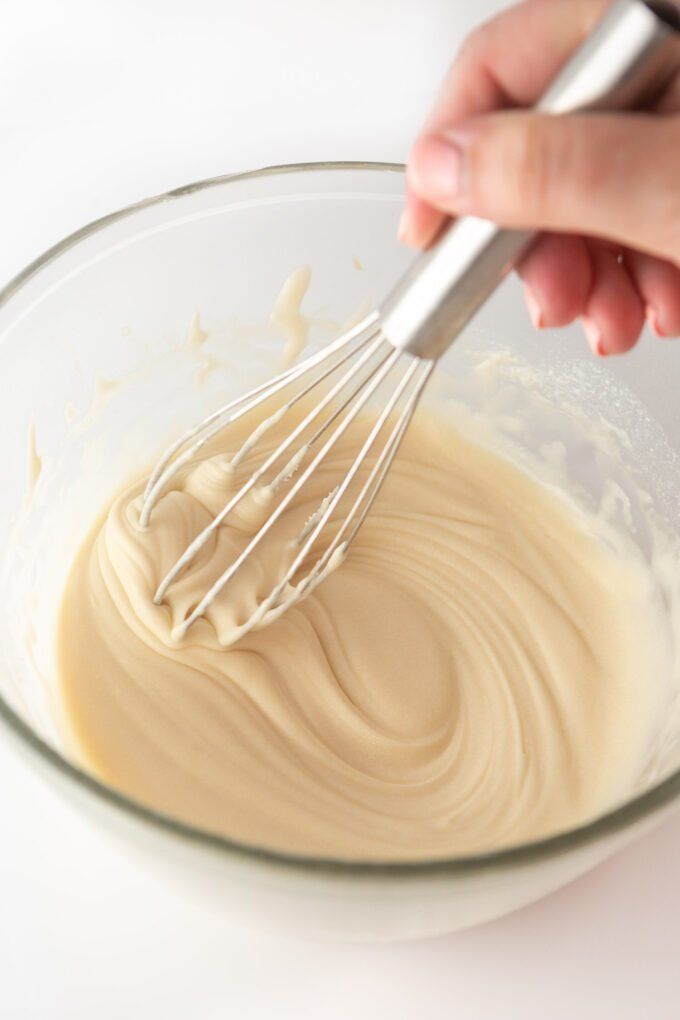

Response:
(380, 0), (680, 361)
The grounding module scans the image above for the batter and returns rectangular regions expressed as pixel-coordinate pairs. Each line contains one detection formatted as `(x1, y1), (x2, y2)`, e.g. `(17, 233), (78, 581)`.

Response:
(57, 402), (663, 859)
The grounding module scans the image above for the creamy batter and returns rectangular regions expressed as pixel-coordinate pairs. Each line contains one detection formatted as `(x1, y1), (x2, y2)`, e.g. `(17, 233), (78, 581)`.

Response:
(57, 398), (664, 860)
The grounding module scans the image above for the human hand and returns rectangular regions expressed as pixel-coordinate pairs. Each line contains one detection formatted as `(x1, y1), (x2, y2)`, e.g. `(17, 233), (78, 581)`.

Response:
(400, 0), (680, 355)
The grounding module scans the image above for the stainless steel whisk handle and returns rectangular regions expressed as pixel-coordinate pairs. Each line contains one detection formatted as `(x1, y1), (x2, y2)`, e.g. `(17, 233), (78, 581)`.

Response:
(380, 0), (680, 361)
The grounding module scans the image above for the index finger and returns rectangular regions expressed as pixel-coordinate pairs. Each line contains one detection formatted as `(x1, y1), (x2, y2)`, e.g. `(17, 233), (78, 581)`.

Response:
(423, 0), (613, 132)
(402, 0), (612, 246)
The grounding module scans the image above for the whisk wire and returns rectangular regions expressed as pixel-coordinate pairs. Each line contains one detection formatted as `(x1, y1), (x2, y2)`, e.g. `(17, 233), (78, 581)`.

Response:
(262, 356), (434, 615)
(153, 329), (389, 604)
(203, 355), (433, 643)
(171, 343), (407, 639)
(140, 312), (379, 526)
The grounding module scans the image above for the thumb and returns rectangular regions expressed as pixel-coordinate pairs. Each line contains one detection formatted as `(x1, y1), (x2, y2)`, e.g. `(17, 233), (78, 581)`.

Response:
(407, 111), (680, 263)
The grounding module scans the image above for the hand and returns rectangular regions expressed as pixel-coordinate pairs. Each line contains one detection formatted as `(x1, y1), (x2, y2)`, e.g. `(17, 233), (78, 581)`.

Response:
(400, 0), (680, 355)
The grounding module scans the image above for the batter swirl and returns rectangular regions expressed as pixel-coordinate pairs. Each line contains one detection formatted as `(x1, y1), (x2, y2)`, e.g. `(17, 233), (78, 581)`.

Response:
(58, 405), (662, 859)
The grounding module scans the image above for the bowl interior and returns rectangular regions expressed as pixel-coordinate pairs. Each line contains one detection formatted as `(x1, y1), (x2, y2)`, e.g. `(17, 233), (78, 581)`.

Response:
(2, 163), (680, 857)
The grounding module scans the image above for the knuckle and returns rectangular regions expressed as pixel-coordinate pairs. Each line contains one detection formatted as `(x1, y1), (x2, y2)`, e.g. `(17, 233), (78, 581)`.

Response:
(659, 127), (680, 260)
(457, 21), (492, 63)
(508, 115), (593, 220)
(512, 117), (563, 213)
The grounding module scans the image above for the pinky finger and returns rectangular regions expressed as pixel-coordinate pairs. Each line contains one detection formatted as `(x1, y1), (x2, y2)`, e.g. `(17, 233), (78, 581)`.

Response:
(582, 245), (645, 356)
(624, 250), (680, 338)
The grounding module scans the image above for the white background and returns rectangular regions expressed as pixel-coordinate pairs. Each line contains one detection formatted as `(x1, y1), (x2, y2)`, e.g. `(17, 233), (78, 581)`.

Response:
(2, 1), (680, 1017)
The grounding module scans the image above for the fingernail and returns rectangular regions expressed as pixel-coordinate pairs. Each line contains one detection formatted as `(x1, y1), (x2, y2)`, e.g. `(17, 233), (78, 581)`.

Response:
(645, 304), (666, 338)
(416, 134), (464, 202)
(397, 209), (410, 244)
(583, 317), (607, 357)
(524, 286), (544, 330)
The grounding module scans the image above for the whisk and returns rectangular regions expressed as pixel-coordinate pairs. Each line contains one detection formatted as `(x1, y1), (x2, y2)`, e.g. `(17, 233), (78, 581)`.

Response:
(140, 0), (679, 643)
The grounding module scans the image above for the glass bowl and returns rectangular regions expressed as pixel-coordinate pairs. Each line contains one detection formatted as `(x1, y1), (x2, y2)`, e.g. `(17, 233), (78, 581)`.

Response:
(2, 162), (680, 942)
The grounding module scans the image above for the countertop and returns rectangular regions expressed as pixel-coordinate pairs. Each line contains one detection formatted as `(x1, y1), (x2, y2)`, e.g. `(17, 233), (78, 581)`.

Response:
(2, 1), (680, 1016)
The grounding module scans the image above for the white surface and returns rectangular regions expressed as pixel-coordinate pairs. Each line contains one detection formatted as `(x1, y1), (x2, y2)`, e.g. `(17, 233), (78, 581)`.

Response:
(2, 0), (680, 1016)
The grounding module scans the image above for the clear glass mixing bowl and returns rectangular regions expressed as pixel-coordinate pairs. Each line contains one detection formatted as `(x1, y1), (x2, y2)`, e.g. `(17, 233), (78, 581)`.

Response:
(2, 162), (680, 942)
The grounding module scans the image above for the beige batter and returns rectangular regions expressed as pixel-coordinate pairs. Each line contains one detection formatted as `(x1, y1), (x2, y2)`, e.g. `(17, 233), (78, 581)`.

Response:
(57, 401), (663, 860)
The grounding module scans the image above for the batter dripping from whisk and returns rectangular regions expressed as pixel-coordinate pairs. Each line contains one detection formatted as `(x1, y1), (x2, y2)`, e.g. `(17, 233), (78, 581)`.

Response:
(57, 402), (664, 859)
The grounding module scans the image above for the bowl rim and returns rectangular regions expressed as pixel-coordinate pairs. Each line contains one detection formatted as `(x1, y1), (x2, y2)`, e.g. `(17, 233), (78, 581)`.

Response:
(1, 159), (679, 878)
